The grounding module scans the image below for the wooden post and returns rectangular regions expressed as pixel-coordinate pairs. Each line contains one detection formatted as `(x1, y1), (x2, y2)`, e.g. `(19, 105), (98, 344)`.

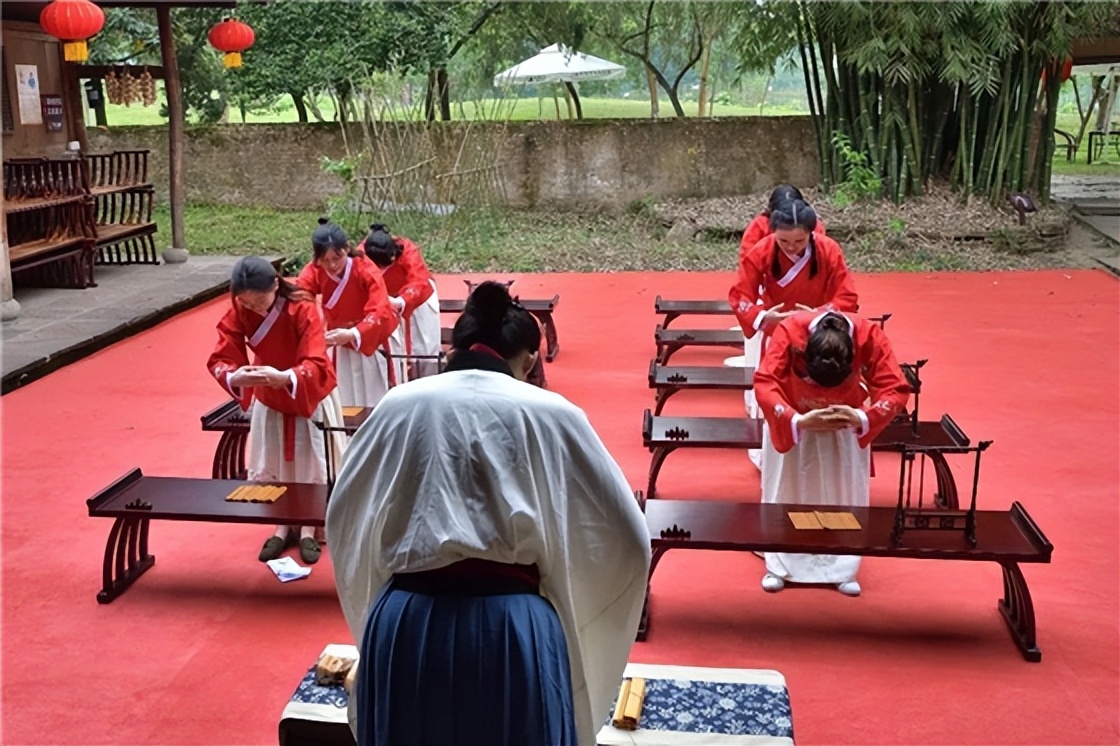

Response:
(60, 60), (89, 151)
(1, 211), (20, 322)
(157, 4), (188, 263)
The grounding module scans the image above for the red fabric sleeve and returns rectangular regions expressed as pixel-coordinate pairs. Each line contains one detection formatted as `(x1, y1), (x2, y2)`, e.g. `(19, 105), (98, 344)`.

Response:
(729, 237), (770, 337)
(739, 214), (769, 265)
(394, 238), (434, 316)
(352, 262), (399, 356)
(287, 302), (338, 418)
(295, 262), (320, 295)
(753, 322), (800, 453)
(816, 235), (859, 313)
(857, 322), (911, 447)
(206, 307), (253, 409)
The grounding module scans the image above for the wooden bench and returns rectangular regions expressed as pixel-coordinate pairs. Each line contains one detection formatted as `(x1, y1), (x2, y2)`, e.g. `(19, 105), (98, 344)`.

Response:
(200, 400), (372, 480)
(87, 468), (330, 603)
(4, 157), (98, 288)
(642, 409), (971, 501)
(640, 498), (1053, 661)
(440, 291), (561, 361)
(654, 296), (735, 328)
(86, 150), (159, 265)
(654, 307), (892, 365)
(648, 359), (755, 415)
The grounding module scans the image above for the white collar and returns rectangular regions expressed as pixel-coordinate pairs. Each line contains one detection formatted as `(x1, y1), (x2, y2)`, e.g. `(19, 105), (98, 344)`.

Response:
(808, 310), (854, 337)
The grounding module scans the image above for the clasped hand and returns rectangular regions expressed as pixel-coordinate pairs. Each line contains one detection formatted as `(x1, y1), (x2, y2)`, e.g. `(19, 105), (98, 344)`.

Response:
(229, 365), (288, 389)
(760, 302), (815, 330)
(798, 405), (863, 432)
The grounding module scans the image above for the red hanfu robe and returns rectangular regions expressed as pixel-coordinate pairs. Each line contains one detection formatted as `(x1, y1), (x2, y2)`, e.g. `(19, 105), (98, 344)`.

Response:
(376, 237), (434, 318)
(729, 232), (858, 339)
(296, 257), (398, 356)
(207, 297), (337, 461)
(739, 213), (827, 266)
(754, 311), (910, 454)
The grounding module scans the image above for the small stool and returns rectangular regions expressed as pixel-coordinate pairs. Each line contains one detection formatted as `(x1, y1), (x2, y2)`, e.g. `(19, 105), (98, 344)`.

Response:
(596, 664), (794, 745)
(278, 644), (357, 746)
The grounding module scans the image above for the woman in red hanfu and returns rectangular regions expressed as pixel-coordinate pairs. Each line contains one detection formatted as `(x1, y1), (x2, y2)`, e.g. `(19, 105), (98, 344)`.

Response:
(730, 198), (857, 469)
(206, 256), (346, 565)
(358, 224), (442, 382)
(753, 310), (910, 596)
(297, 219), (398, 408)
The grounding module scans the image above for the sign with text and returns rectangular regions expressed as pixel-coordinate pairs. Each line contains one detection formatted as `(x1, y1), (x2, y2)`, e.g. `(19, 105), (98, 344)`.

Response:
(41, 94), (64, 132)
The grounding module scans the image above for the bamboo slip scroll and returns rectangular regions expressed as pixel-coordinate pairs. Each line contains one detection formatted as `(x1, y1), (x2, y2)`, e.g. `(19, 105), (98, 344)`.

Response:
(224, 484), (287, 503)
(341, 406), (364, 418)
(611, 677), (647, 730)
(789, 511), (862, 530)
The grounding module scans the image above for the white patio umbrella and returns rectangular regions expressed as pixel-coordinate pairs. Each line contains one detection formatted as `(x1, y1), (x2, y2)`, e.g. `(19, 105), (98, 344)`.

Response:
(493, 43), (626, 87)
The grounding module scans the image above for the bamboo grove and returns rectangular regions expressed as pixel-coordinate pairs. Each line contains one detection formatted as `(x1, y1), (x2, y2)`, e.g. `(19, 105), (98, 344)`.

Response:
(792, 1), (1116, 204)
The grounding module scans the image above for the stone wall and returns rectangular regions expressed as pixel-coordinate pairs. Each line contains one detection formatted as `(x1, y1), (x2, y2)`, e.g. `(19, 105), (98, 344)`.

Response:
(86, 117), (819, 212)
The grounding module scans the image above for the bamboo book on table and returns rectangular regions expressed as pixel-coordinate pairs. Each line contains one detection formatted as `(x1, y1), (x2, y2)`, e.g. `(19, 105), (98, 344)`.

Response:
(788, 511), (862, 530)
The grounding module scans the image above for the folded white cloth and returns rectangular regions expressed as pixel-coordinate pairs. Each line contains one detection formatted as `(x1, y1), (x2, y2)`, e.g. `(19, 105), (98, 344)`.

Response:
(267, 556), (312, 582)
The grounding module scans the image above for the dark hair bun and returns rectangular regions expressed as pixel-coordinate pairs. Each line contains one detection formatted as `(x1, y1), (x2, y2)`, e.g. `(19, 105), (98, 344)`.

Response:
(468, 281), (513, 323)
(369, 222), (388, 232)
(317, 216), (329, 226)
(818, 313), (848, 332)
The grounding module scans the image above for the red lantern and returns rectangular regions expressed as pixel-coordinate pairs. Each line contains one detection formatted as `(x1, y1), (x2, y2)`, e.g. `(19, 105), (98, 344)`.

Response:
(208, 18), (255, 69)
(40, 0), (106, 63)
(1059, 58), (1073, 83)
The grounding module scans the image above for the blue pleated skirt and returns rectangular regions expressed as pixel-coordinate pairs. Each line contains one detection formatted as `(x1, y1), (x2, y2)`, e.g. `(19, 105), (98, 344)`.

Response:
(355, 578), (577, 746)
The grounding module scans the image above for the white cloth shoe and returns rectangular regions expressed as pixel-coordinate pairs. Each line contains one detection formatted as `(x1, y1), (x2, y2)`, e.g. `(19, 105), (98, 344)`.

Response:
(837, 580), (861, 596)
(761, 573), (785, 593)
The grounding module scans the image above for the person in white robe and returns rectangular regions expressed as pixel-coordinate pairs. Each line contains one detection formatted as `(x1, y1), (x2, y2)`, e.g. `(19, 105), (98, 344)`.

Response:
(326, 281), (650, 746)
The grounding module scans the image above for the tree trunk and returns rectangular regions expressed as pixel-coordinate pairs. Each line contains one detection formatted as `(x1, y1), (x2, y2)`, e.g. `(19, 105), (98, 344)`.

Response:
(290, 91), (308, 123)
(157, 4), (187, 258)
(437, 68), (451, 121)
(697, 40), (712, 117)
(307, 92), (326, 122)
(563, 81), (583, 120)
(424, 69), (437, 122)
(646, 65), (660, 119)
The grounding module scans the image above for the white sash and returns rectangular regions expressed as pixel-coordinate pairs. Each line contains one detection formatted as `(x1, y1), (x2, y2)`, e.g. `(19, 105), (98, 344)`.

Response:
(323, 258), (353, 310)
(248, 297), (286, 348)
(775, 244), (813, 288)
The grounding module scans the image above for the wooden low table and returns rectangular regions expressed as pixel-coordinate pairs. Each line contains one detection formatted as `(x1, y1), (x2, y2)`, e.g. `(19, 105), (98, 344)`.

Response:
(440, 294), (561, 361)
(649, 359), (755, 415)
(642, 410), (970, 501)
(200, 401), (372, 480)
(654, 296), (893, 331)
(641, 499), (1053, 661)
(87, 468), (329, 603)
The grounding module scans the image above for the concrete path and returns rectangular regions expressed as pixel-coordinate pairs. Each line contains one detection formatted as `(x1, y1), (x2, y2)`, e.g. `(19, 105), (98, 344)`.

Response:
(1051, 174), (1119, 274)
(1, 256), (249, 394)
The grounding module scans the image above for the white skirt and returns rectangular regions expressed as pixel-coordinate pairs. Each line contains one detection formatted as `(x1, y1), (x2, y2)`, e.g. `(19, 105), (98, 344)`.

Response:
(247, 390), (348, 486)
(743, 332), (764, 469)
(389, 280), (442, 383)
(761, 425), (870, 584)
(333, 345), (391, 409)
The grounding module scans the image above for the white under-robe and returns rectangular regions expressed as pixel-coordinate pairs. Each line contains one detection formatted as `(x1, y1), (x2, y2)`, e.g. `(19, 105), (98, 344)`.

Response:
(246, 389), (347, 486)
(388, 279), (442, 382)
(326, 369), (651, 746)
(761, 426), (869, 584)
(332, 345), (391, 410)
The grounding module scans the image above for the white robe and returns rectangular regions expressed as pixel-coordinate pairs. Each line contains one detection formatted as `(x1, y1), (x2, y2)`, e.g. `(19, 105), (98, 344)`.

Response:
(388, 280), (443, 382)
(332, 345), (391, 410)
(247, 389), (348, 487)
(326, 370), (651, 746)
(761, 427), (869, 583)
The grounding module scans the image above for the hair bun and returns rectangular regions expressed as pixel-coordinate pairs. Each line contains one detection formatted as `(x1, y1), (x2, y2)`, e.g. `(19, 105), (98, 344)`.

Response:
(819, 313), (848, 332)
(467, 281), (514, 323)
(317, 216), (329, 226)
(369, 222), (388, 232)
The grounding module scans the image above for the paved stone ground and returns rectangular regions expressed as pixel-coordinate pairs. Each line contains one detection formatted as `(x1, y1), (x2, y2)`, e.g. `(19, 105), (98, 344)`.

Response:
(1051, 174), (1120, 274)
(1, 256), (253, 393)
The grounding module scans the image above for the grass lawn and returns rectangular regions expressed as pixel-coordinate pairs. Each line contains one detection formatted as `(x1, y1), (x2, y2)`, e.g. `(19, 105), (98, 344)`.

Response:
(97, 90), (801, 127)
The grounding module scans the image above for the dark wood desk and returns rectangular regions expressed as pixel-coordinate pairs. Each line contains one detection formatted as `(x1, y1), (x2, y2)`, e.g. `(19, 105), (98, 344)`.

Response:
(440, 294), (561, 361)
(87, 469), (330, 603)
(200, 400), (372, 480)
(648, 360), (755, 415)
(641, 499), (1053, 661)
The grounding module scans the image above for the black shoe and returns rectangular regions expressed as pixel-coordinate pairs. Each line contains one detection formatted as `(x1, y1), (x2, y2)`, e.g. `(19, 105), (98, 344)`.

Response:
(299, 536), (322, 565)
(259, 534), (290, 562)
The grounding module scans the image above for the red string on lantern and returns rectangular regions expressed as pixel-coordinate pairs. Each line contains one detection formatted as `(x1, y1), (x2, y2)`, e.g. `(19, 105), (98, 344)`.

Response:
(208, 18), (255, 69)
(40, 0), (106, 63)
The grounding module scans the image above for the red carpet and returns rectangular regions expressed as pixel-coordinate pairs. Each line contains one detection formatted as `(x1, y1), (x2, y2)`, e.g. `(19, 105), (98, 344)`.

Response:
(2, 269), (1117, 745)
